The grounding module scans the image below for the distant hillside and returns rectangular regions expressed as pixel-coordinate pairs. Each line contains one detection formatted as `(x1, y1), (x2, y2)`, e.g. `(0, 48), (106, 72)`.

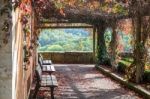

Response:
(38, 29), (93, 52)
(64, 29), (89, 36)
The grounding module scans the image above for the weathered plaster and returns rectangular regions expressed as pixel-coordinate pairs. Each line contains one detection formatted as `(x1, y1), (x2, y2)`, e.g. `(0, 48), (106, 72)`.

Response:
(0, 1), (12, 99)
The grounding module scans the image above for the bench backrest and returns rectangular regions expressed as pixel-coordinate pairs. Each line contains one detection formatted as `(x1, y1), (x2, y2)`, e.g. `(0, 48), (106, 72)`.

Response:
(38, 53), (43, 62)
(38, 55), (43, 69)
(38, 54), (43, 60)
(35, 65), (42, 81)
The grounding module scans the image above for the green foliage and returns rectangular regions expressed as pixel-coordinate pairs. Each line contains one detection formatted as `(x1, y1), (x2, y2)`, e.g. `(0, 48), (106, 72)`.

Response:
(118, 62), (127, 73)
(97, 43), (110, 65)
(104, 28), (112, 48)
(121, 57), (133, 63)
(38, 29), (93, 52)
(118, 58), (150, 83)
(113, 3), (127, 14)
(97, 28), (111, 65)
(47, 45), (64, 51)
(118, 58), (133, 73)
(38, 46), (47, 51)
(143, 70), (150, 83)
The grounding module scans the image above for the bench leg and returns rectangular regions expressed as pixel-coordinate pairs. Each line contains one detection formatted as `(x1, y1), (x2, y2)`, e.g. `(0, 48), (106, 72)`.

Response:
(33, 83), (40, 98)
(50, 87), (54, 99)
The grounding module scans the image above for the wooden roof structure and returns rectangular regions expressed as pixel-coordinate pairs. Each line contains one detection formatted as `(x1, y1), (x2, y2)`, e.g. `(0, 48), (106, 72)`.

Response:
(33, 0), (150, 26)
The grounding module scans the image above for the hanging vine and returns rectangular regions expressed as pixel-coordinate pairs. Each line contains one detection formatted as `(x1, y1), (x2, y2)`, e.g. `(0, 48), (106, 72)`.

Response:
(108, 22), (119, 70)
(18, 0), (32, 70)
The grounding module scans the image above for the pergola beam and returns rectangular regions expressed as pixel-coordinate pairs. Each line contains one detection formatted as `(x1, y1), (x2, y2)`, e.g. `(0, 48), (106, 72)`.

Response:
(34, 0), (150, 25)
(37, 25), (93, 29)
(39, 20), (84, 24)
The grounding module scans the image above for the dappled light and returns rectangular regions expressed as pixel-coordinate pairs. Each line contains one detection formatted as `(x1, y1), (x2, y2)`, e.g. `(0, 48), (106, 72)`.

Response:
(35, 64), (141, 99)
(0, 0), (149, 99)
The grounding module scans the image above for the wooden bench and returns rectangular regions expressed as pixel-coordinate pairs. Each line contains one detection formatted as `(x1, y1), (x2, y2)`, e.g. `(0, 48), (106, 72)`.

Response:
(38, 57), (56, 74)
(38, 54), (52, 65)
(42, 65), (56, 75)
(33, 65), (58, 99)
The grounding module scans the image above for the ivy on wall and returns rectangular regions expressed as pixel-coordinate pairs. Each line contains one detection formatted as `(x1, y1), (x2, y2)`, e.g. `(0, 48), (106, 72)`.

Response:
(20, 0), (32, 70)
(0, 0), (33, 70)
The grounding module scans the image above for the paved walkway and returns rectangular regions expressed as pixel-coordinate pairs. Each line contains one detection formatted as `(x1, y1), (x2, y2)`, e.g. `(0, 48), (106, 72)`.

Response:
(38, 64), (141, 99)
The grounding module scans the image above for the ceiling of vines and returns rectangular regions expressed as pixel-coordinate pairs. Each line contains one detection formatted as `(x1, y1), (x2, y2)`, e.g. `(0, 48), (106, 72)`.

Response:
(33, 0), (150, 24)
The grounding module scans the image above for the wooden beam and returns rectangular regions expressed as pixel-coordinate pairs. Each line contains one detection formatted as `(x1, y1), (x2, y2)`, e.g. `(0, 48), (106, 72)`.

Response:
(93, 26), (96, 63)
(37, 25), (93, 29)
(39, 20), (83, 24)
(38, 23), (92, 27)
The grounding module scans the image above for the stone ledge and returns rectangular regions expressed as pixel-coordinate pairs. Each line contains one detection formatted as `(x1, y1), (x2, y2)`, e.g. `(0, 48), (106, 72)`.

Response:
(95, 65), (150, 99)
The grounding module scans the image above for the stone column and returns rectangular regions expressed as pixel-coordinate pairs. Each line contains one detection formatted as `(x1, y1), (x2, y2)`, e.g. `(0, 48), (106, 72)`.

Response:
(96, 22), (109, 65)
(109, 23), (118, 70)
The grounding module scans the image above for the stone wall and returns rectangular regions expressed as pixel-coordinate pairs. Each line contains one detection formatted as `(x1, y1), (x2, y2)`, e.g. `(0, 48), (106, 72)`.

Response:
(0, 0), (12, 99)
(39, 52), (94, 64)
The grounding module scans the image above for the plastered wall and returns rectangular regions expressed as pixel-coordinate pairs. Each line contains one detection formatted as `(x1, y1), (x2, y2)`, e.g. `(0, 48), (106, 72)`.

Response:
(0, 1), (12, 99)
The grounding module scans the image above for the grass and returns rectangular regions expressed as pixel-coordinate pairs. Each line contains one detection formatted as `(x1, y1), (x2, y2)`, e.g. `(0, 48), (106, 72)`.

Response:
(117, 58), (133, 73)
(119, 57), (150, 71)
(121, 57), (133, 63)
(118, 56), (150, 83)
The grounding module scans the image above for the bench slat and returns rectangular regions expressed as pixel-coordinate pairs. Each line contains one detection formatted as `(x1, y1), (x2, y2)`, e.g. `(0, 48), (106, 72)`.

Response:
(42, 65), (56, 73)
(36, 66), (58, 87)
(34, 64), (58, 99)
(50, 65), (55, 71)
(41, 75), (58, 87)
(43, 60), (52, 65)
(51, 75), (58, 86)
(38, 54), (52, 65)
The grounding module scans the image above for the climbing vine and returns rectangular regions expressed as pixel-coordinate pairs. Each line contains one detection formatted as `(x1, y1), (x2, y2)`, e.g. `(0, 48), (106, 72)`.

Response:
(125, 0), (150, 83)
(96, 23), (111, 65)
(53, 0), (127, 14)
(18, 0), (32, 70)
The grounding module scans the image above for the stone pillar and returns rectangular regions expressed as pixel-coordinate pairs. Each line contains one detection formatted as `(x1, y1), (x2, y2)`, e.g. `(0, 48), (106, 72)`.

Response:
(110, 23), (118, 70)
(0, 0), (12, 99)
(96, 22), (109, 65)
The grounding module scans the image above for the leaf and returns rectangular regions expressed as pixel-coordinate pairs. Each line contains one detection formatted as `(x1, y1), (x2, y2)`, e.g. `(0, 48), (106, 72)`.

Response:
(59, 8), (65, 16)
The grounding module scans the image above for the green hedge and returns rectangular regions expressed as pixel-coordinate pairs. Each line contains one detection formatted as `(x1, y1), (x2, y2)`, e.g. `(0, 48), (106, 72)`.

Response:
(121, 57), (133, 63)
(118, 61), (150, 83)
(117, 60), (131, 73)
(117, 62), (127, 73)
(103, 58), (112, 66)
(143, 70), (150, 83)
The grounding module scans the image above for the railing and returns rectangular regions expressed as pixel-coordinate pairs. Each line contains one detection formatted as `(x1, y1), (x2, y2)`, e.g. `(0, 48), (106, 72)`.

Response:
(38, 51), (94, 64)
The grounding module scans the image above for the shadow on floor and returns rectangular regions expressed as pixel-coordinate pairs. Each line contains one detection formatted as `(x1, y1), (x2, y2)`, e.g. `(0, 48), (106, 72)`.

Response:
(30, 64), (140, 99)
